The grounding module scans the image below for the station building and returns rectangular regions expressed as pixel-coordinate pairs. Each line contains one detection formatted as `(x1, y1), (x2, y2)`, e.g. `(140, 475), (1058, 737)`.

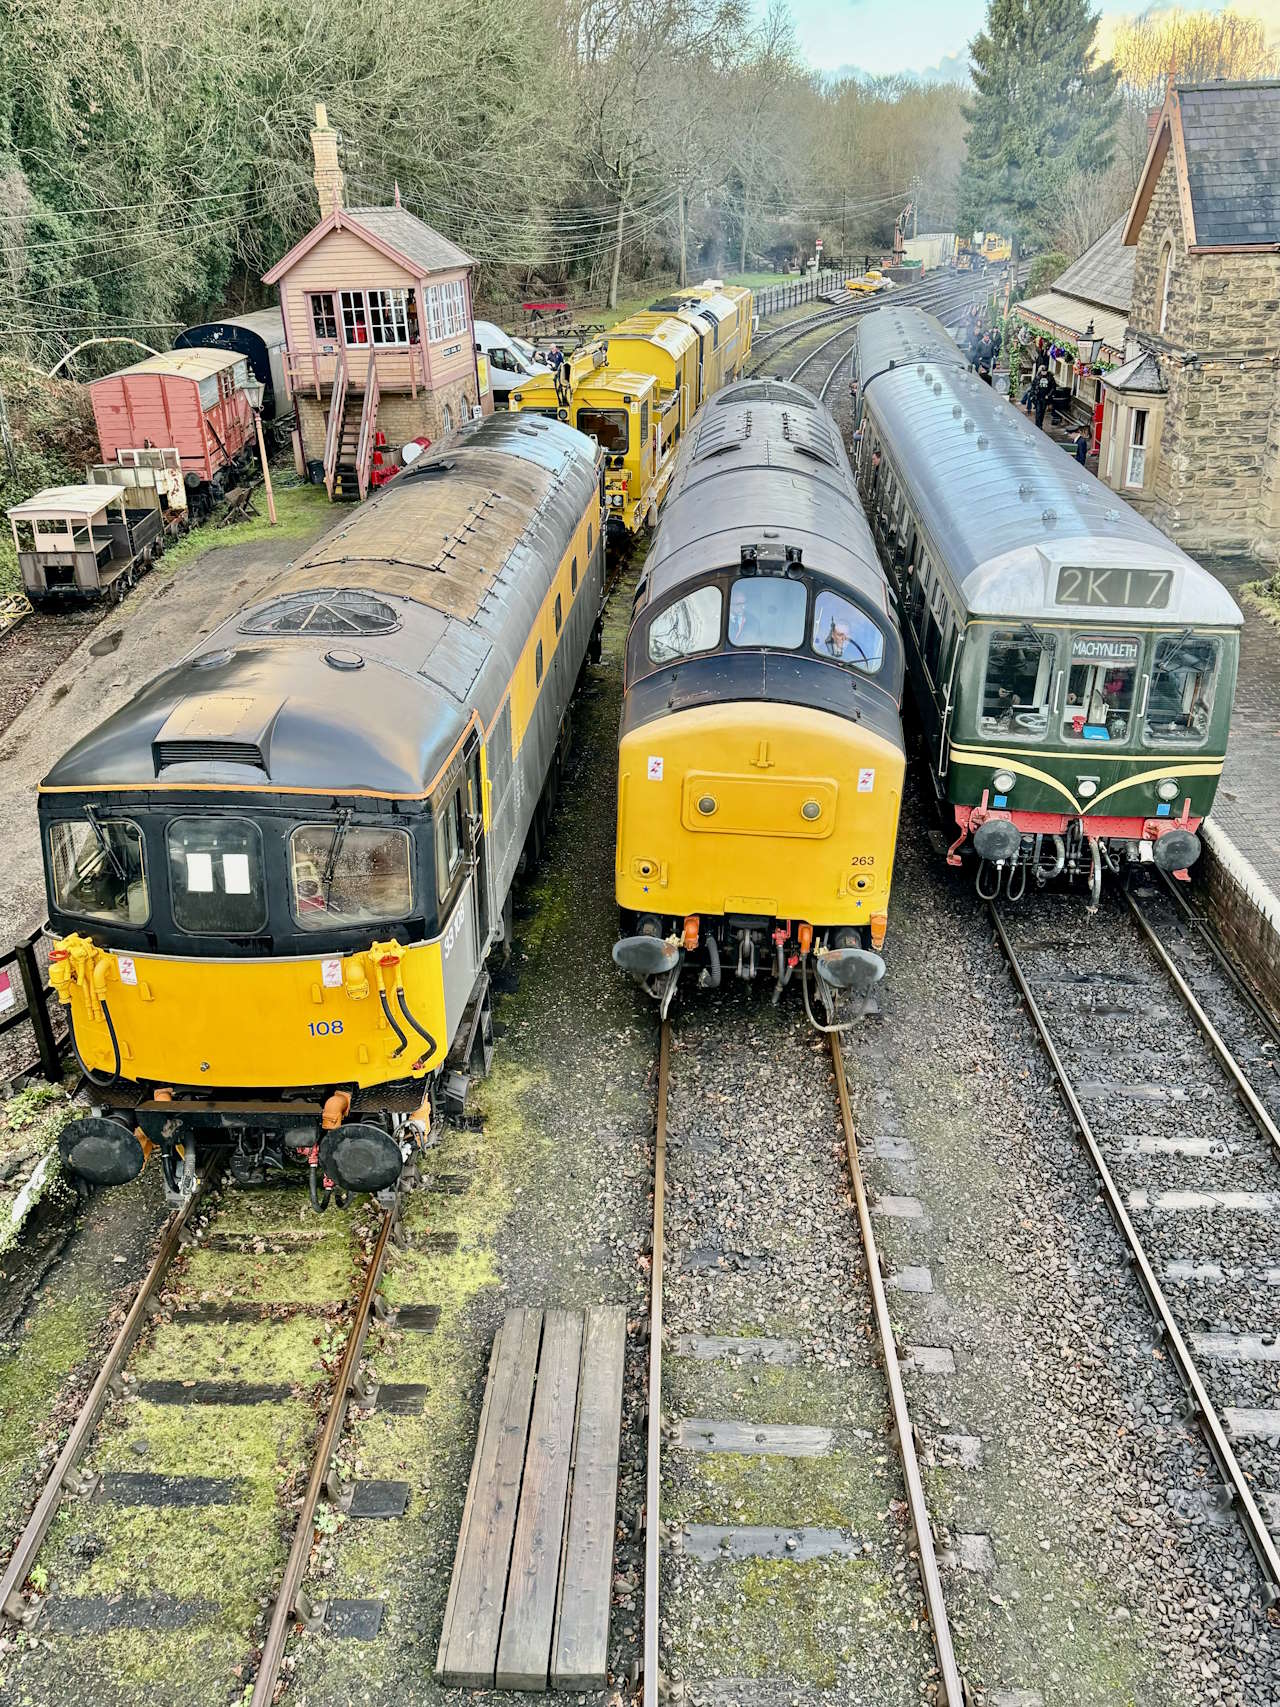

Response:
(1097, 79), (1280, 556)
(264, 105), (488, 500)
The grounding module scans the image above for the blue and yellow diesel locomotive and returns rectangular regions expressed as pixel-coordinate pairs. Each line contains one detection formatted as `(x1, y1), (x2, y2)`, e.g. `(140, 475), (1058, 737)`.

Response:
(41, 413), (604, 1201)
(613, 378), (905, 1020)
(855, 307), (1241, 903)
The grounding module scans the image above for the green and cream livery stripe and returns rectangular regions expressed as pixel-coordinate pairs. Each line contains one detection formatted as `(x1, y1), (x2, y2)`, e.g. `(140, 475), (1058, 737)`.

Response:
(947, 748), (1226, 815)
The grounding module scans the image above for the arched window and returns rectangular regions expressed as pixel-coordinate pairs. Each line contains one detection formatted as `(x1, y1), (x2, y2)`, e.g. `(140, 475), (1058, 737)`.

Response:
(442, 403), (454, 437)
(1156, 240), (1174, 335)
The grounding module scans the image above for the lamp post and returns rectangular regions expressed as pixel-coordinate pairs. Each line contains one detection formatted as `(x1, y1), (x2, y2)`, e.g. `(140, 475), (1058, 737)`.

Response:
(1081, 320), (1102, 368)
(244, 380), (277, 526)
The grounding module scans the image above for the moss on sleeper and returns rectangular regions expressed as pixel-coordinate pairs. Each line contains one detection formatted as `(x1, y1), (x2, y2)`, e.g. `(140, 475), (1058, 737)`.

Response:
(179, 1237), (358, 1304)
(89, 1396), (315, 1481)
(0, 1299), (95, 1520)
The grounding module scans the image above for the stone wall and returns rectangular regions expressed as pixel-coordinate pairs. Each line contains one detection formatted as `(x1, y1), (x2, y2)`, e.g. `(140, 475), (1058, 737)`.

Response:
(1200, 821), (1280, 1023)
(1127, 153), (1280, 555)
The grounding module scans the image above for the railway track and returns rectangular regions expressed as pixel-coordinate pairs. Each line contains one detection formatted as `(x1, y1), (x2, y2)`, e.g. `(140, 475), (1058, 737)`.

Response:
(641, 1009), (964, 1705)
(0, 1163), (424, 1703)
(991, 874), (1280, 1604)
(746, 271), (1003, 390)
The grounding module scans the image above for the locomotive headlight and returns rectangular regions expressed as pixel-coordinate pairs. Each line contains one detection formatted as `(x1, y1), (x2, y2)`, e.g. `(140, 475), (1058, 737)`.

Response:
(801, 799), (822, 821)
(697, 794), (717, 816)
(1077, 777), (1098, 798)
(1157, 778), (1180, 801)
(993, 771), (1015, 794)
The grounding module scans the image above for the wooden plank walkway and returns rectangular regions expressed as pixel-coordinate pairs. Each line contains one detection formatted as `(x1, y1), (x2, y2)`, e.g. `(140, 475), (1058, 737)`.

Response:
(436, 1305), (627, 1692)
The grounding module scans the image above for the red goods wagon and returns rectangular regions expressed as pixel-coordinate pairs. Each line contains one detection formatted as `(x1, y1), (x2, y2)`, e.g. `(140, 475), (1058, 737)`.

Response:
(89, 349), (257, 512)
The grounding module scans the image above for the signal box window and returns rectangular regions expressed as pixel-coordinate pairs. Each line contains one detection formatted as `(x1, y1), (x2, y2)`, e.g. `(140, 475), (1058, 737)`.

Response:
(728, 577), (806, 650)
(310, 293), (338, 342)
(290, 824), (413, 929)
(981, 629), (1057, 740)
(577, 408), (628, 455)
(648, 585), (722, 664)
(1063, 637), (1139, 742)
(167, 818), (266, 935)
(49, 818), (148, 926)
(1145, 634), (1219, 747)
(811, 589), (883, 674)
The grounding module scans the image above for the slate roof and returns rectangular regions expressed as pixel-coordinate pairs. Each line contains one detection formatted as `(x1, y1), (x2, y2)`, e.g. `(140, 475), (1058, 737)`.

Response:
(1177, 83), (1280, 246)
(1053, 217), (1134, 314)
(346, 206), (473, 273)
(1102, 350), (1166, 395)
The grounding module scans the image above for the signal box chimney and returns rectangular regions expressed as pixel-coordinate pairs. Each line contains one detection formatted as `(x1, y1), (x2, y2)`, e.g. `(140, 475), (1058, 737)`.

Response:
(311, 102), (345, 220)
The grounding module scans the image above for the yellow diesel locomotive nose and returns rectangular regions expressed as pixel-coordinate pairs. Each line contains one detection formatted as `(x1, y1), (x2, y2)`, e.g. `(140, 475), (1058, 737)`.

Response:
(617, 701), (903, 938)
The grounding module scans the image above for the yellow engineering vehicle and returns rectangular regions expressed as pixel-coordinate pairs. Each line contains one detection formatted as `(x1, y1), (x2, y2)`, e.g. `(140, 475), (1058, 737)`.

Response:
(511, 284), (753, 537)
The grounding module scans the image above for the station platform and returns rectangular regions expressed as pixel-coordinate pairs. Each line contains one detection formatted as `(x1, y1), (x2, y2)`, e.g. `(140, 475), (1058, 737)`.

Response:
(1193, 555), (1280, 1013)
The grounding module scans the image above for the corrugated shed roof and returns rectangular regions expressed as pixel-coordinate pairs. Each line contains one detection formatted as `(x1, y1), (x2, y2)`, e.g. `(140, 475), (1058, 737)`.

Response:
(1177, 81), (1280, 246)
(1016, 292), (1128, 356)
(1053, 217), (1134, 314)
(346, 206), (473, 273)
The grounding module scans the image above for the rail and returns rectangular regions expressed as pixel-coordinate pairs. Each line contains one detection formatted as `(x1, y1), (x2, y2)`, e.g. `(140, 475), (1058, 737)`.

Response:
(0, 1176), (210, 1624)
(989, 899), (1280, 1601)
(828, 1033), (965, 1704)
(250, 1189), (401, 1702)
(641, 1019), (669, 1707)
(0, 928), (63, 1083)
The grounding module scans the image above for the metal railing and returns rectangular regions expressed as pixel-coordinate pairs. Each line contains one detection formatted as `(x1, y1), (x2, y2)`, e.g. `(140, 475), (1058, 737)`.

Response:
(0, 929), (63, 1083)
(752, 267), (850, 318)
(286, 342), (426, 402)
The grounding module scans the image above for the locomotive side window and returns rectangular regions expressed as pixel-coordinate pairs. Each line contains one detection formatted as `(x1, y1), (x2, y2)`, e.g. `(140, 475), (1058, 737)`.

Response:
(167, 818), (266, 935)
(290, 825), (413, 929)
(647, 585), (722, 663)
(435, 788), (466, 905)
(1062, 637), (1139, 743)
(728, 578), (806, 650)
(811, 590), (884, 674)
(981, 629), (1057, 740)
(49, 818), (148, 926)
(577, 409), (629, 455)
(1145, 634), (1220, 746)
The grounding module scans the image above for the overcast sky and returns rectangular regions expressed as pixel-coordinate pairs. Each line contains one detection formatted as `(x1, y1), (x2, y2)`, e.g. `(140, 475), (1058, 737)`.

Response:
(787, 0), (1280, 78)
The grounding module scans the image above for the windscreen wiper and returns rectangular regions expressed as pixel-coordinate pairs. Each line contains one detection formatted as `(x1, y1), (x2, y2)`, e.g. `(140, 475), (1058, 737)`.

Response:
(321, 809), (352, 912)
(85, 804), (127, 884)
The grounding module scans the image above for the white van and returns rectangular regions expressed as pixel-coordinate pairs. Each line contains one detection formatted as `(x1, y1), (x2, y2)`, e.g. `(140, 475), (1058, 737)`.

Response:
(474, 321), (551, 408)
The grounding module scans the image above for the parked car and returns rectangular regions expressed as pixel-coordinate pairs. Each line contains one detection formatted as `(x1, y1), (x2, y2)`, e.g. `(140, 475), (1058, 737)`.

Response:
(474, 321), (551, 408)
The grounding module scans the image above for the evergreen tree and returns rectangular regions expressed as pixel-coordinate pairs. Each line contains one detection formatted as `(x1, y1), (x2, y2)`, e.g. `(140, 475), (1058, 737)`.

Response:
(957, 0), (1120, 251)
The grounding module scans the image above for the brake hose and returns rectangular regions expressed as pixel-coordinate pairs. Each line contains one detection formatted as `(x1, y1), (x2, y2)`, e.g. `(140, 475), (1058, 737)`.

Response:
(395, 987), (438, 1057)
(379, 987), (409, 1058)
(74, 995), (122, 1088)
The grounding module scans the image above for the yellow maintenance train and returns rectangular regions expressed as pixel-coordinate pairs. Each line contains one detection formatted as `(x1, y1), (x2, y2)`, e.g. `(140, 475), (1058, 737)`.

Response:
(511, 282), (752, 535)
(41, 412), (604, 1204)
(612, 377), (906, 1022)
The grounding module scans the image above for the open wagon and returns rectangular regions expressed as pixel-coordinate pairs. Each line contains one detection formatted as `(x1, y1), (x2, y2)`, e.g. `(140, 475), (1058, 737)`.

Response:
(9, 484), (164, 607)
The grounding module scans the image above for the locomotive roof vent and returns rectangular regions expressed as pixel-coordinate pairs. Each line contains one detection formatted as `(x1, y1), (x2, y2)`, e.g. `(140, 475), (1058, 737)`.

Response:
(325, 649), (365, 671)
(192, 648), (236, 669)
(1019, 481), (1034, 499)
(1042, 508), (1058, 526)
(152, 693), (280, 776)
(952, 404), (962, 419)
